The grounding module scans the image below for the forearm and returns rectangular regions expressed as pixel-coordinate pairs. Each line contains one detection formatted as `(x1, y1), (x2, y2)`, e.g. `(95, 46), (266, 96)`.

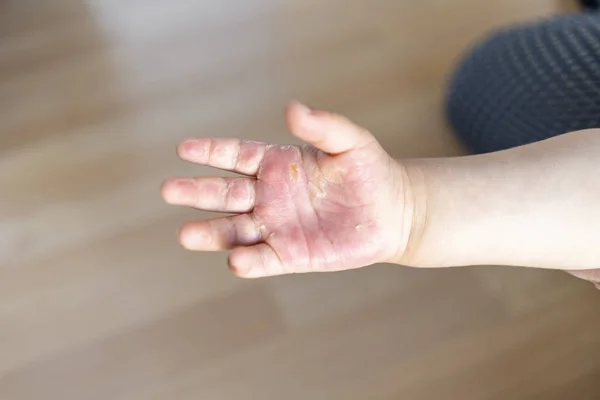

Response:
(397, 129), (600, 270)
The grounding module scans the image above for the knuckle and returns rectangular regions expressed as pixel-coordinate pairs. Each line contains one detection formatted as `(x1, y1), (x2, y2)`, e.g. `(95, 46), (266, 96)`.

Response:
(226, 179), (254, 210)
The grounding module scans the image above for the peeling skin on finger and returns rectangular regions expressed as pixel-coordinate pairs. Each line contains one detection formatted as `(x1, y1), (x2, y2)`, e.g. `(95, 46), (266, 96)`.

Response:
(259, 224), (268, 238)
(289, 163), (299, 182)
(307, 180), (326, 200)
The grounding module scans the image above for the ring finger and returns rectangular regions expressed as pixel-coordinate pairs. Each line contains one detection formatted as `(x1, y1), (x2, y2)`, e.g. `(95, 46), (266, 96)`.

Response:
(161, 176), (256, 213)
(179, 214), (263, 251)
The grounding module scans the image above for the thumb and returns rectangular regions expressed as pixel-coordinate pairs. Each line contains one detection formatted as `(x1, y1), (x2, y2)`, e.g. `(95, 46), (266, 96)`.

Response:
(285, 101), (378, 154)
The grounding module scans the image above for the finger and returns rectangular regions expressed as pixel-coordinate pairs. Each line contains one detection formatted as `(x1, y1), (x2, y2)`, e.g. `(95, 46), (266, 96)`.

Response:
(285, 101), (378, 154)
(228, 243), (287, 278)
(177, 138), (267, 176)
(161, 177), (255, 213)
(179, 214), (262, 251)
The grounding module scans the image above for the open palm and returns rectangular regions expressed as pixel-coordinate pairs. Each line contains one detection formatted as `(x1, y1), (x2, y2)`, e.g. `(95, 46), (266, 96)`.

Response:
(162, 103), (413, 278)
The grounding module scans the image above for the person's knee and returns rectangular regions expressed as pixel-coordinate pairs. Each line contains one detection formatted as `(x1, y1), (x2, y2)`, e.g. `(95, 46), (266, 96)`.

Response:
(445, 26), (524, 153)
(445, 14), (600, 154)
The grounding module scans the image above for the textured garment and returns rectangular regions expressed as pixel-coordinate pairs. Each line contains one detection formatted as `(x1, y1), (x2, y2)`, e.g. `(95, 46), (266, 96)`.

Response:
(446, 12), (600, 154)
(445, 12), (600, 287)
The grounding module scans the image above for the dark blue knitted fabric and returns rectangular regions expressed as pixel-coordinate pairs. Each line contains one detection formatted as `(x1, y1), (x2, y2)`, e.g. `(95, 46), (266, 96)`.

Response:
(446, 13), (600, 154)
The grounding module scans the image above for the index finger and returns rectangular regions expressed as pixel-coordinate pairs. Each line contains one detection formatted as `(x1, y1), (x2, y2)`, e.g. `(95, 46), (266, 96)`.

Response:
(177, 138), (268, 176)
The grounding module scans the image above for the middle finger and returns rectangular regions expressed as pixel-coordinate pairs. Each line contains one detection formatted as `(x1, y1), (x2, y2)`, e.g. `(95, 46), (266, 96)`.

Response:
(161, 176), (256, 213)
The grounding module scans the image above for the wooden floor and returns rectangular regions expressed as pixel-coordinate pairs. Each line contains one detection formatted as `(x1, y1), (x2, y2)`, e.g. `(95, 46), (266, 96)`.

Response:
(1, 0), (599, 399)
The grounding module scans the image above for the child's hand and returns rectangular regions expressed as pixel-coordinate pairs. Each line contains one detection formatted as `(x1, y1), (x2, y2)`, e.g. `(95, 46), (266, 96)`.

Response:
(161, 102), (415, 278)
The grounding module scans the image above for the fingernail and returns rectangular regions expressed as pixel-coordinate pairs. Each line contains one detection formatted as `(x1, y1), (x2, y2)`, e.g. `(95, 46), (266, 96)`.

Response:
(289, 100), (311, 115)
(295, 101), (328, 120)
(292, 102), (319, 132)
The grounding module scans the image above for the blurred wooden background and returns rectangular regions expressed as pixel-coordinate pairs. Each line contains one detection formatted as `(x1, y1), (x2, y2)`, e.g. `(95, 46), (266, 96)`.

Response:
(1, 0), (599, 399)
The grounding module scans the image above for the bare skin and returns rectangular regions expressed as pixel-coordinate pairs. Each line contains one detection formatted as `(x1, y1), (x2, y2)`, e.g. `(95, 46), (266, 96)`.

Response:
(163, 102), (600, 287)
(162, 102), (413, 278)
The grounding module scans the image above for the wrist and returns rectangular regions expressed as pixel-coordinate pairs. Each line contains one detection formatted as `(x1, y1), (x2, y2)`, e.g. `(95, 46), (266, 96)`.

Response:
(389, 157), (474, 269)
(390, 133), (600, 271)
(388, 159), (430, 268)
